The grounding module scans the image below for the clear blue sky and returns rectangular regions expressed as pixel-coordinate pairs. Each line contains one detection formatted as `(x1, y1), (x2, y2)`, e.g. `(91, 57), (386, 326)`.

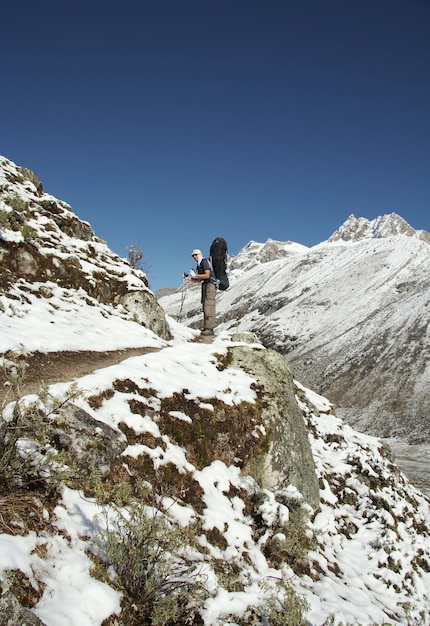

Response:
(1, 0), (429, 291)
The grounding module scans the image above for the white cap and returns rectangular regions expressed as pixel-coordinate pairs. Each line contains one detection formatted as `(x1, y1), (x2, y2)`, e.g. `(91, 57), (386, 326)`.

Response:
(191, 249), (202, 256)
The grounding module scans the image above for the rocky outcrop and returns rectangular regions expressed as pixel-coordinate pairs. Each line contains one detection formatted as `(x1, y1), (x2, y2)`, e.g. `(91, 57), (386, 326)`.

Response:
(0, 583), (45, 626)
(39, 333), (319, 509)
(229, 333), (319, 509)
(0, 156), (171, 341)
(48, 404), (127, 477)
(328, 212), (430, 243)
(119, 291), (171, 341)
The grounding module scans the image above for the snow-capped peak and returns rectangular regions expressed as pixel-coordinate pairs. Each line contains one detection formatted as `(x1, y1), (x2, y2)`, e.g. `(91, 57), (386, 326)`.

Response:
(328, 212), (430, 243)
(230, 237), (308, 273)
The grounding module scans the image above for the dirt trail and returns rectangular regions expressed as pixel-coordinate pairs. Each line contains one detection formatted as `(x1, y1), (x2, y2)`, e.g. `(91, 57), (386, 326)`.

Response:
(0, 335), (214, 406)
(0, 347), (159, 405)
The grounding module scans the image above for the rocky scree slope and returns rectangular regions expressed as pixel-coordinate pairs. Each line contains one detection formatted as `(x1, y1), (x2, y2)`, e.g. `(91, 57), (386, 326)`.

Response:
(0, 156), (170, 341)
(161, 214), (430, 444)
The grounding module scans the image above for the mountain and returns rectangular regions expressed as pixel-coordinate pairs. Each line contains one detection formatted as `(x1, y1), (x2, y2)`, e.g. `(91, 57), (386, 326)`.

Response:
(160, 214), (430, 447)
(328, 212), (430, 243)
(1, 155), (430, 625)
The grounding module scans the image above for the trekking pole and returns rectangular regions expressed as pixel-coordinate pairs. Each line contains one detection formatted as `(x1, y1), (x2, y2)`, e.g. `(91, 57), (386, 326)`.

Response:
(178, 273), (189, 322)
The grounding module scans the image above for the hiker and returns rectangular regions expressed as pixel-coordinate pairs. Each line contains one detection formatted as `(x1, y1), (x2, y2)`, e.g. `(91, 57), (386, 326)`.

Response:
(190, 248), (217, 335)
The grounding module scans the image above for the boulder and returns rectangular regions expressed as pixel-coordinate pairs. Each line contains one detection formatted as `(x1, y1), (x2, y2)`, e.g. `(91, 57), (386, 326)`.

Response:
(229, 334), (320, 509)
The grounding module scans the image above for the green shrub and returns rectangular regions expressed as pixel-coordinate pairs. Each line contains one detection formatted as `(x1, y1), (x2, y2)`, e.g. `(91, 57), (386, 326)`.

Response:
(265, 504), (317, 570)
(4, 194), (27, 212)
(259, 578), (309, 626)
(0, 349), (80, 495)
(20, 223), (37, 241)
(0, 209), (10, 229)
(94, 498), (208, 625)
(225, 575), (309, 626)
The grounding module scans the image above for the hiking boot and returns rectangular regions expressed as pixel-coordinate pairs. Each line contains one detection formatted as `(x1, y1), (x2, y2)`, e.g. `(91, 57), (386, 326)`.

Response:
(201, 329), (214, 336)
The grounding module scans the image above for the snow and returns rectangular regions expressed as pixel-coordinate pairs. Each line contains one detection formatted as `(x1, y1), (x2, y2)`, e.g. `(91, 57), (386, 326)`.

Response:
(1, 293), (430, 625)
(0, 282), (166, 354)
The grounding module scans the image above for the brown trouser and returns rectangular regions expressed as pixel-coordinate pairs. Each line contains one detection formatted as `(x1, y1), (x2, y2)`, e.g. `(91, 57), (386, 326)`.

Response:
(201, 281), (216, 330)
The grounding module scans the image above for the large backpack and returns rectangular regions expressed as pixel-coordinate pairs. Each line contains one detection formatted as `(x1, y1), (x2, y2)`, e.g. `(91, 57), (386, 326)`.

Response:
(210, 237), (229, 290)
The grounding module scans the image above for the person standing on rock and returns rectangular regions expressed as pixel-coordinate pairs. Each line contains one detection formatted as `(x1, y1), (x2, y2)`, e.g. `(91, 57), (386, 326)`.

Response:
(189, 248), (217, 335)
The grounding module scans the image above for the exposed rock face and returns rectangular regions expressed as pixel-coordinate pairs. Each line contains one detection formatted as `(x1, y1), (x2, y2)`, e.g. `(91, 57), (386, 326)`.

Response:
(0, 156), (171, 340)
(229, 238), (308, 273)
(48, 404), (127, 477)
(0, 583), (45, 626)
(229, 334), (319, 509)
(119, 291), (171, 341)
(328, 213), (430, 243)
(17, 166), (43, 195)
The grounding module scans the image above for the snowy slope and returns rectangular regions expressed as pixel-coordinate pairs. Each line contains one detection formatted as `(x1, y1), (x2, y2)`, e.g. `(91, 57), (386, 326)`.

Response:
(0, 155), (170, 352)
(1, 317), (430, 625)
(161, 217), (430, 446)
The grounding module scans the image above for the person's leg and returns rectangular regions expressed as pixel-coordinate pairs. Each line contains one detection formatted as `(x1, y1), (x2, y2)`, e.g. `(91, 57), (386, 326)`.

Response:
(203, 282), (216, 332)
(200, 283), (207, 330)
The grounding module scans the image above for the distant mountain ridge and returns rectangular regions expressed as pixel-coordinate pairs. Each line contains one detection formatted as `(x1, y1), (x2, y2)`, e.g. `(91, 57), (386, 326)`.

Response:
(228, 239), (308, 273)
(328, 212), (430, 243)
(161, 212), (430, 445)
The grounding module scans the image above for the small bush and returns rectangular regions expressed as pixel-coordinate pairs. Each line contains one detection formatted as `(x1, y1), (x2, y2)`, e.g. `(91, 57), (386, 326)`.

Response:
(260, 578), (309, 626)
(4, 194), (27, 212)
(265, 504), (316, 571)
(229, 575), (309, 626)
(20, 223), (37, 241)
(94, 497), (208, 625)
(250, 490), (317, 576)
(0, 349), (81, 496)
(0, 209), (10, 229)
